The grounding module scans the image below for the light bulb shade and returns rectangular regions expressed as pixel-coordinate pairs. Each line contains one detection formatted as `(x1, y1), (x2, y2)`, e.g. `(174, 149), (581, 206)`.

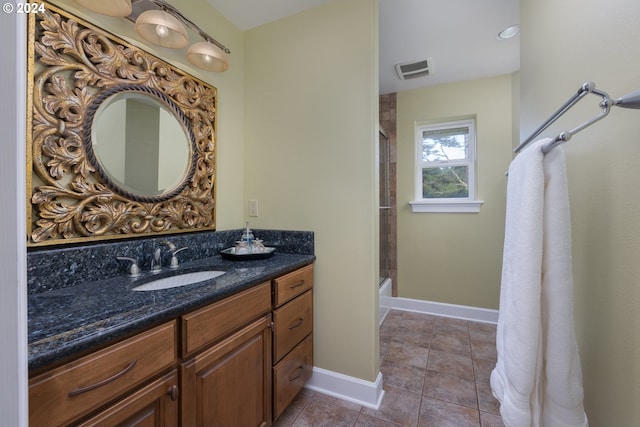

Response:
(187, 41), (229, 72)
(74, 0), (132, 17)
(135, 10), (188, 48)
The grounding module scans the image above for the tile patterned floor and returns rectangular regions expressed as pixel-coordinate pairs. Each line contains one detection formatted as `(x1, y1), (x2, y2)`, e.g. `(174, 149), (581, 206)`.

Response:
(274, 309), (506, 427)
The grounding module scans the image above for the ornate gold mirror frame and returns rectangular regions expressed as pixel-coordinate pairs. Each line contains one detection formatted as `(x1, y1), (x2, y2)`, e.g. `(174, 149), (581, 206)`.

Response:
(27, 3), (217, 246)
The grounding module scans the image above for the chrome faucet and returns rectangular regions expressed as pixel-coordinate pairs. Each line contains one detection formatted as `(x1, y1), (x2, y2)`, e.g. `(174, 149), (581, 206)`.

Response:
(150, 247), (162, 273)
(161, 241), (189, 269)
(116, 256), (141, 277)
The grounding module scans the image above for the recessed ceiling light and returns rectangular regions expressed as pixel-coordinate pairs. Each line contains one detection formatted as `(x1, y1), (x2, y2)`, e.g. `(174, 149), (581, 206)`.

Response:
(497, 25), (520, 40)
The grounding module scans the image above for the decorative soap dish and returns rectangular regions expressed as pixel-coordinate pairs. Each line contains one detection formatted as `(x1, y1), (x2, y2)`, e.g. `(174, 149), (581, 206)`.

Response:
(220, 247), (276, 261)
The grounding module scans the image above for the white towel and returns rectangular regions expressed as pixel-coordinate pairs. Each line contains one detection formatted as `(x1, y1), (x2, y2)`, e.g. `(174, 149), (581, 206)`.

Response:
(490, 139), (588, 427)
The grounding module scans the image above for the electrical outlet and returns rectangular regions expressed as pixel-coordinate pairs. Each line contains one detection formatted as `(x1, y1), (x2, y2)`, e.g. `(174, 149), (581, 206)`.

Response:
(248, 199), (259, 217)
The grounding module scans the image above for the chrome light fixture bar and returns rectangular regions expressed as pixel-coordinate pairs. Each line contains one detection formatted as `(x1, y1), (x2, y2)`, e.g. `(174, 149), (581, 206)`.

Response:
(73, 0), (230, 72)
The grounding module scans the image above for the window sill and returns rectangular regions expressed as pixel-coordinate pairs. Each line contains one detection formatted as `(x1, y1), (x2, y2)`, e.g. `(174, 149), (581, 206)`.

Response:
(409, 199), (484, 213)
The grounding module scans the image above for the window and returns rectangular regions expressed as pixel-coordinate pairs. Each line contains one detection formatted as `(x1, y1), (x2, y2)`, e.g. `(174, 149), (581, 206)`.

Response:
(410, 118), (483, 213)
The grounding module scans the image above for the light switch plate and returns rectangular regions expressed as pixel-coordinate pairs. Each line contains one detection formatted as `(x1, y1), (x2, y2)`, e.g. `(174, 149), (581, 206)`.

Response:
(248, 199), (259, 217)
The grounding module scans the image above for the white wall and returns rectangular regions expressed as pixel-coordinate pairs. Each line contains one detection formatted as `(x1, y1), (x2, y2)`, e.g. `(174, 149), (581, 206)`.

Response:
(0, 10), (28, 427)
(521, 0), (640, 424)
(244, 0), (380, 382)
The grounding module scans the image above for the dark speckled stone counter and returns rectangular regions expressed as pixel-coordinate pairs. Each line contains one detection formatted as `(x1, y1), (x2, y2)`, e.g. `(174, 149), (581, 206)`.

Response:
(28, 229), (314, 372)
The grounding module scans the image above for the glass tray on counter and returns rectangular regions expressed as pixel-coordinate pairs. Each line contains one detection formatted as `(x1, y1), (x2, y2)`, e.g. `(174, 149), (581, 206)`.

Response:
(220, 246), (276, 261)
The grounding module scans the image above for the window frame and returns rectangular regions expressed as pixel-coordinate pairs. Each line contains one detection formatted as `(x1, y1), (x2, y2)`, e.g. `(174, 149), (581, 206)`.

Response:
(410, 118), (484, 213)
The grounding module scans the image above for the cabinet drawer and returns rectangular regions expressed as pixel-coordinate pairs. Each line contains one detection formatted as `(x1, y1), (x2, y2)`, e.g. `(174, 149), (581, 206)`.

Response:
(181, 281), (272, 358)
(273, 290), (313, 362)
(273, 334), (313, 420)
(273, 264), (313, 307)
(29, 321), (176, 427)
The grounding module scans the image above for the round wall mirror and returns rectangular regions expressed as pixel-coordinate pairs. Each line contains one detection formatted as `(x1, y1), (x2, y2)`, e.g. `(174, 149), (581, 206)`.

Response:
(85, 85), (196, 203)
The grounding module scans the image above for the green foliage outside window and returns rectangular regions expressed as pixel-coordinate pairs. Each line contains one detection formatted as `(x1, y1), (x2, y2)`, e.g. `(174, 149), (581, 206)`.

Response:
(422, 166), (469, 198)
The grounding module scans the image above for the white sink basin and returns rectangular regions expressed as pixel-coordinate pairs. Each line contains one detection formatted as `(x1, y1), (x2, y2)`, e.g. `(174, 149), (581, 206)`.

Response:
(131, 270), (225, 291)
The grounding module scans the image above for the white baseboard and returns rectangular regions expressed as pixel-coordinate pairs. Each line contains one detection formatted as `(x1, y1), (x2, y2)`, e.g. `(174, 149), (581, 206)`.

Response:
(381, 295), (499, 324)
(305, 367), (385, 410)
(304, 286), (496, 410)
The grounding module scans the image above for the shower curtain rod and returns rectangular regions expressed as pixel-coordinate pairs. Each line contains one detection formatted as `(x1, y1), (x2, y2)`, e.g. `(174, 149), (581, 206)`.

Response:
(514, 81), (640, 154)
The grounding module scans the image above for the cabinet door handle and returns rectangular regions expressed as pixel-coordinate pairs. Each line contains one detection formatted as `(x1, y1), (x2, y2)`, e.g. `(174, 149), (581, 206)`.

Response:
(167, 385), (180, 401)
(288, 318), (304, 329)
(289, 280), (305, 289)
(68, 360), (137, 397)
(288, 365), (304, 382)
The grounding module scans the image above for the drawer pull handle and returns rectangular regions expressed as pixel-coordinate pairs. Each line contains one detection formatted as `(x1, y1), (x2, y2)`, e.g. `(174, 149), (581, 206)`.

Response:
(288, 365), (304, 382)
(289, 280), (305, 289)
(288, 318), (304, 329)
(167, 385), (180, 401)
(68, 360), (137, 397)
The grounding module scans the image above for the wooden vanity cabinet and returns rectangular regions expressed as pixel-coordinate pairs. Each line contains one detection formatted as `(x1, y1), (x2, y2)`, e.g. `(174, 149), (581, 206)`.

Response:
(179, 281), (273, 427)
(29, 264), (314, 427)
(272, 265), (314, 420)
(178, 266), (314, 425)
(29, 321), (177, 427)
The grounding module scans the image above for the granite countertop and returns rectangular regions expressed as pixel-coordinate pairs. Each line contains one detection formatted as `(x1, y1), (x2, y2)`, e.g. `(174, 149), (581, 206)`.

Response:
(28, 252), (315, 371)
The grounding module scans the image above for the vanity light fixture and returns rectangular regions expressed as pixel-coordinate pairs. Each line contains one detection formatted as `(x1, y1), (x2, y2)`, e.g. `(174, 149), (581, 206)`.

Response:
(74, 0), (132, 17)
(497, 25), (520, 40)
(187, 41), (228, 72)
(135, 8), (188, 48)
(73, 0), (230, 72)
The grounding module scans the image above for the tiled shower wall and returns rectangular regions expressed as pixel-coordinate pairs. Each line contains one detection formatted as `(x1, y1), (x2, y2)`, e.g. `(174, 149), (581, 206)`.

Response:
(379, 93), (398, 296)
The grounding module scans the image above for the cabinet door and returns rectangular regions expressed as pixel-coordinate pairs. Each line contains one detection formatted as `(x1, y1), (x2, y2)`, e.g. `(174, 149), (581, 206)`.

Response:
(73, 370), (179, 427)
(181, 315), (272, 427)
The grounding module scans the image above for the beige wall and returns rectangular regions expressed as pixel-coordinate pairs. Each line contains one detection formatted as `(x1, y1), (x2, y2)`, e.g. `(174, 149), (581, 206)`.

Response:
(396, 75), (514, 309)
(511, 71), (520, 147)
(521, 0), (640, 424)
(244, 0), (380, 381)
(43, 0), (381, 385)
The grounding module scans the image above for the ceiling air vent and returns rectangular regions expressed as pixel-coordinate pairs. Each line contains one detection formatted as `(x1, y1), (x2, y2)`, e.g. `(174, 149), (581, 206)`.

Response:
(395, 58), (433, 80)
